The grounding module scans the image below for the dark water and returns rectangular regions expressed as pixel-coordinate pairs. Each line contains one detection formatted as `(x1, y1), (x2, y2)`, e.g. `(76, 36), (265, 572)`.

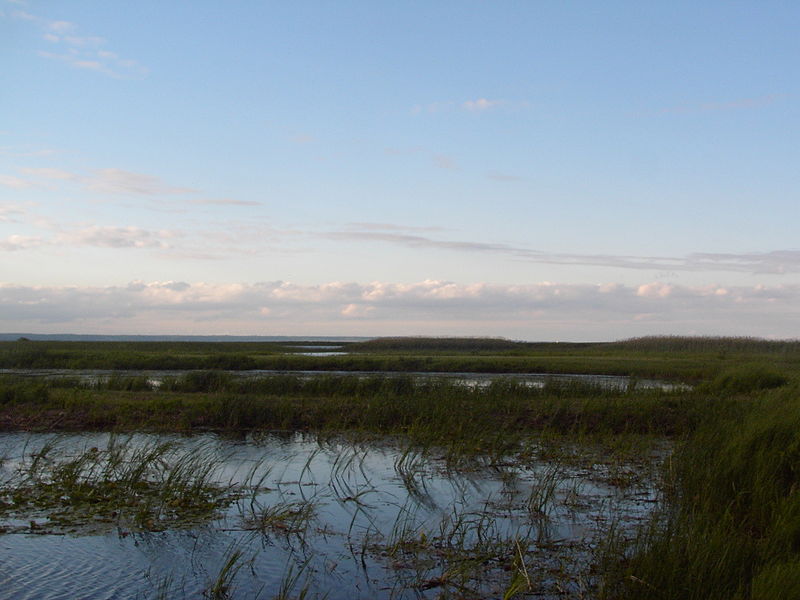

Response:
(0, 433), (666, 599)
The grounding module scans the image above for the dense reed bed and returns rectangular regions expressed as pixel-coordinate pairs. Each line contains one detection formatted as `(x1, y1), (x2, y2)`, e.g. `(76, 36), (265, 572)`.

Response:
(0, 373), (705, 444)
(596, 384), (800, 599)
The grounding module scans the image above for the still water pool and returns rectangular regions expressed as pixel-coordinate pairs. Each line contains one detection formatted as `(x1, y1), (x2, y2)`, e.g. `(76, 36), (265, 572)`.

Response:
(0, 432), (666, 599)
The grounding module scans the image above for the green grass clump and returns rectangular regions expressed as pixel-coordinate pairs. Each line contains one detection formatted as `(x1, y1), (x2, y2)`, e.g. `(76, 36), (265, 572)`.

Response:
(704, 365), (788, 394)
(600, 385), (800, 600)
(0, 377), (49, 405)
(750, 559), (800, 600)
(0, 437), (236, 534)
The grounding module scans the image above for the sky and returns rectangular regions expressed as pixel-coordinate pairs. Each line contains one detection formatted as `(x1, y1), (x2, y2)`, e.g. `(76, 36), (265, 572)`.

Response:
(1, 1), (799, 340)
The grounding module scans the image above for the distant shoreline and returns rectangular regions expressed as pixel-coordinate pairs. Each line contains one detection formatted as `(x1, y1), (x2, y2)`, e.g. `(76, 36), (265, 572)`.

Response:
(0, 333), (371, 343)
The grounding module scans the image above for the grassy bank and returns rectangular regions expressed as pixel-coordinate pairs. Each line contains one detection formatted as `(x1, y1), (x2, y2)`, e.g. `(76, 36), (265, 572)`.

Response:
(3, 335), (799, 381)
(595, 382), (800, 600)
(0, 374), (703, 447)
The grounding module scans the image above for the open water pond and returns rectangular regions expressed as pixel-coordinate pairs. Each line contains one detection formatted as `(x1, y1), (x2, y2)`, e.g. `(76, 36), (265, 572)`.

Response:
(0, 432), (666, 599)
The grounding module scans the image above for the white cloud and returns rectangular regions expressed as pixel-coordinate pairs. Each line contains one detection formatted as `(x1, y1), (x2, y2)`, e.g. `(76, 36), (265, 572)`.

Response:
(462, 98), (505, 112)
(637, 282), (674, 298)
(0, 224), (180, 252)
(0, 146), (57, 158)
(0, 204), (25, 222)
(341, 303), (375, 318)
(83, 169), (196, 195)
(345, 222), (446, 233)
(47, 20), (74, 33)
(19, 167), (75, 181)
(413, 99), (522, 115)
(38, 48), (147, 78)
(0, 280), (798, 338)
(20, 166), (195, 196)
(433, 154), (458, 170)
(322, 228), (800, 275)
(61, 35), (105, 47)
(190, 198), (261, 207)
(11, 10), (147, 78)
(55, 226), (178, 249)
(0, 234), (42, 251)
(10, 9), (37, 21)
(0, 174), (33, 189)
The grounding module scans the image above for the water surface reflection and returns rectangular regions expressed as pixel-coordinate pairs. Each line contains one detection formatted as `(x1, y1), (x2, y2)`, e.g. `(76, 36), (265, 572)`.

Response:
(0, 432), (665, 599)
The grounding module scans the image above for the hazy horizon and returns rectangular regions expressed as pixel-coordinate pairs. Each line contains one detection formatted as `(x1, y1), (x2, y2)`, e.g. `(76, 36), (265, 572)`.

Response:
(3, 2), (799, 340)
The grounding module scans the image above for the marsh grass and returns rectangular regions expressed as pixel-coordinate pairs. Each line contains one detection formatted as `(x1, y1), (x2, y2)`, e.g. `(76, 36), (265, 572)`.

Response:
(4, 335), (799, 598)
(503, 537), (534, 599)
(701, 364), (789, 394)
(242, 499), (317, 535)
(272, 557), (316, 600)
(377, 504), (513, 597)
(598, 385), (800, 600)
(1, 428), (667, 599)
(0, 436), (238, 533)
(5, 335), (798, 382)
(0, 373), (707, 448)
(204, 543), (250, 600)
(525, 463), (566, 519)
(347, 435), (653, 598)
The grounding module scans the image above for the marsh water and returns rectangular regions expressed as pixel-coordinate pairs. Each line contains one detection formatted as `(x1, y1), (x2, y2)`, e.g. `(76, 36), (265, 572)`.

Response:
(0, 432), (666, 599)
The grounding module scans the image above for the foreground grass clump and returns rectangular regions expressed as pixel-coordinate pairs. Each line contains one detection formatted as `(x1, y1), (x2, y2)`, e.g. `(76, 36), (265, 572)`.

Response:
(600, 385), (800, 600)
(703, 365), (789, 394)
(0, 436), (235, 534)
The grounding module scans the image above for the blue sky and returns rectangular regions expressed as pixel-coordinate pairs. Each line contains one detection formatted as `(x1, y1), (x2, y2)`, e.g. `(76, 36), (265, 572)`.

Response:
(2, 1), (799, 339)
